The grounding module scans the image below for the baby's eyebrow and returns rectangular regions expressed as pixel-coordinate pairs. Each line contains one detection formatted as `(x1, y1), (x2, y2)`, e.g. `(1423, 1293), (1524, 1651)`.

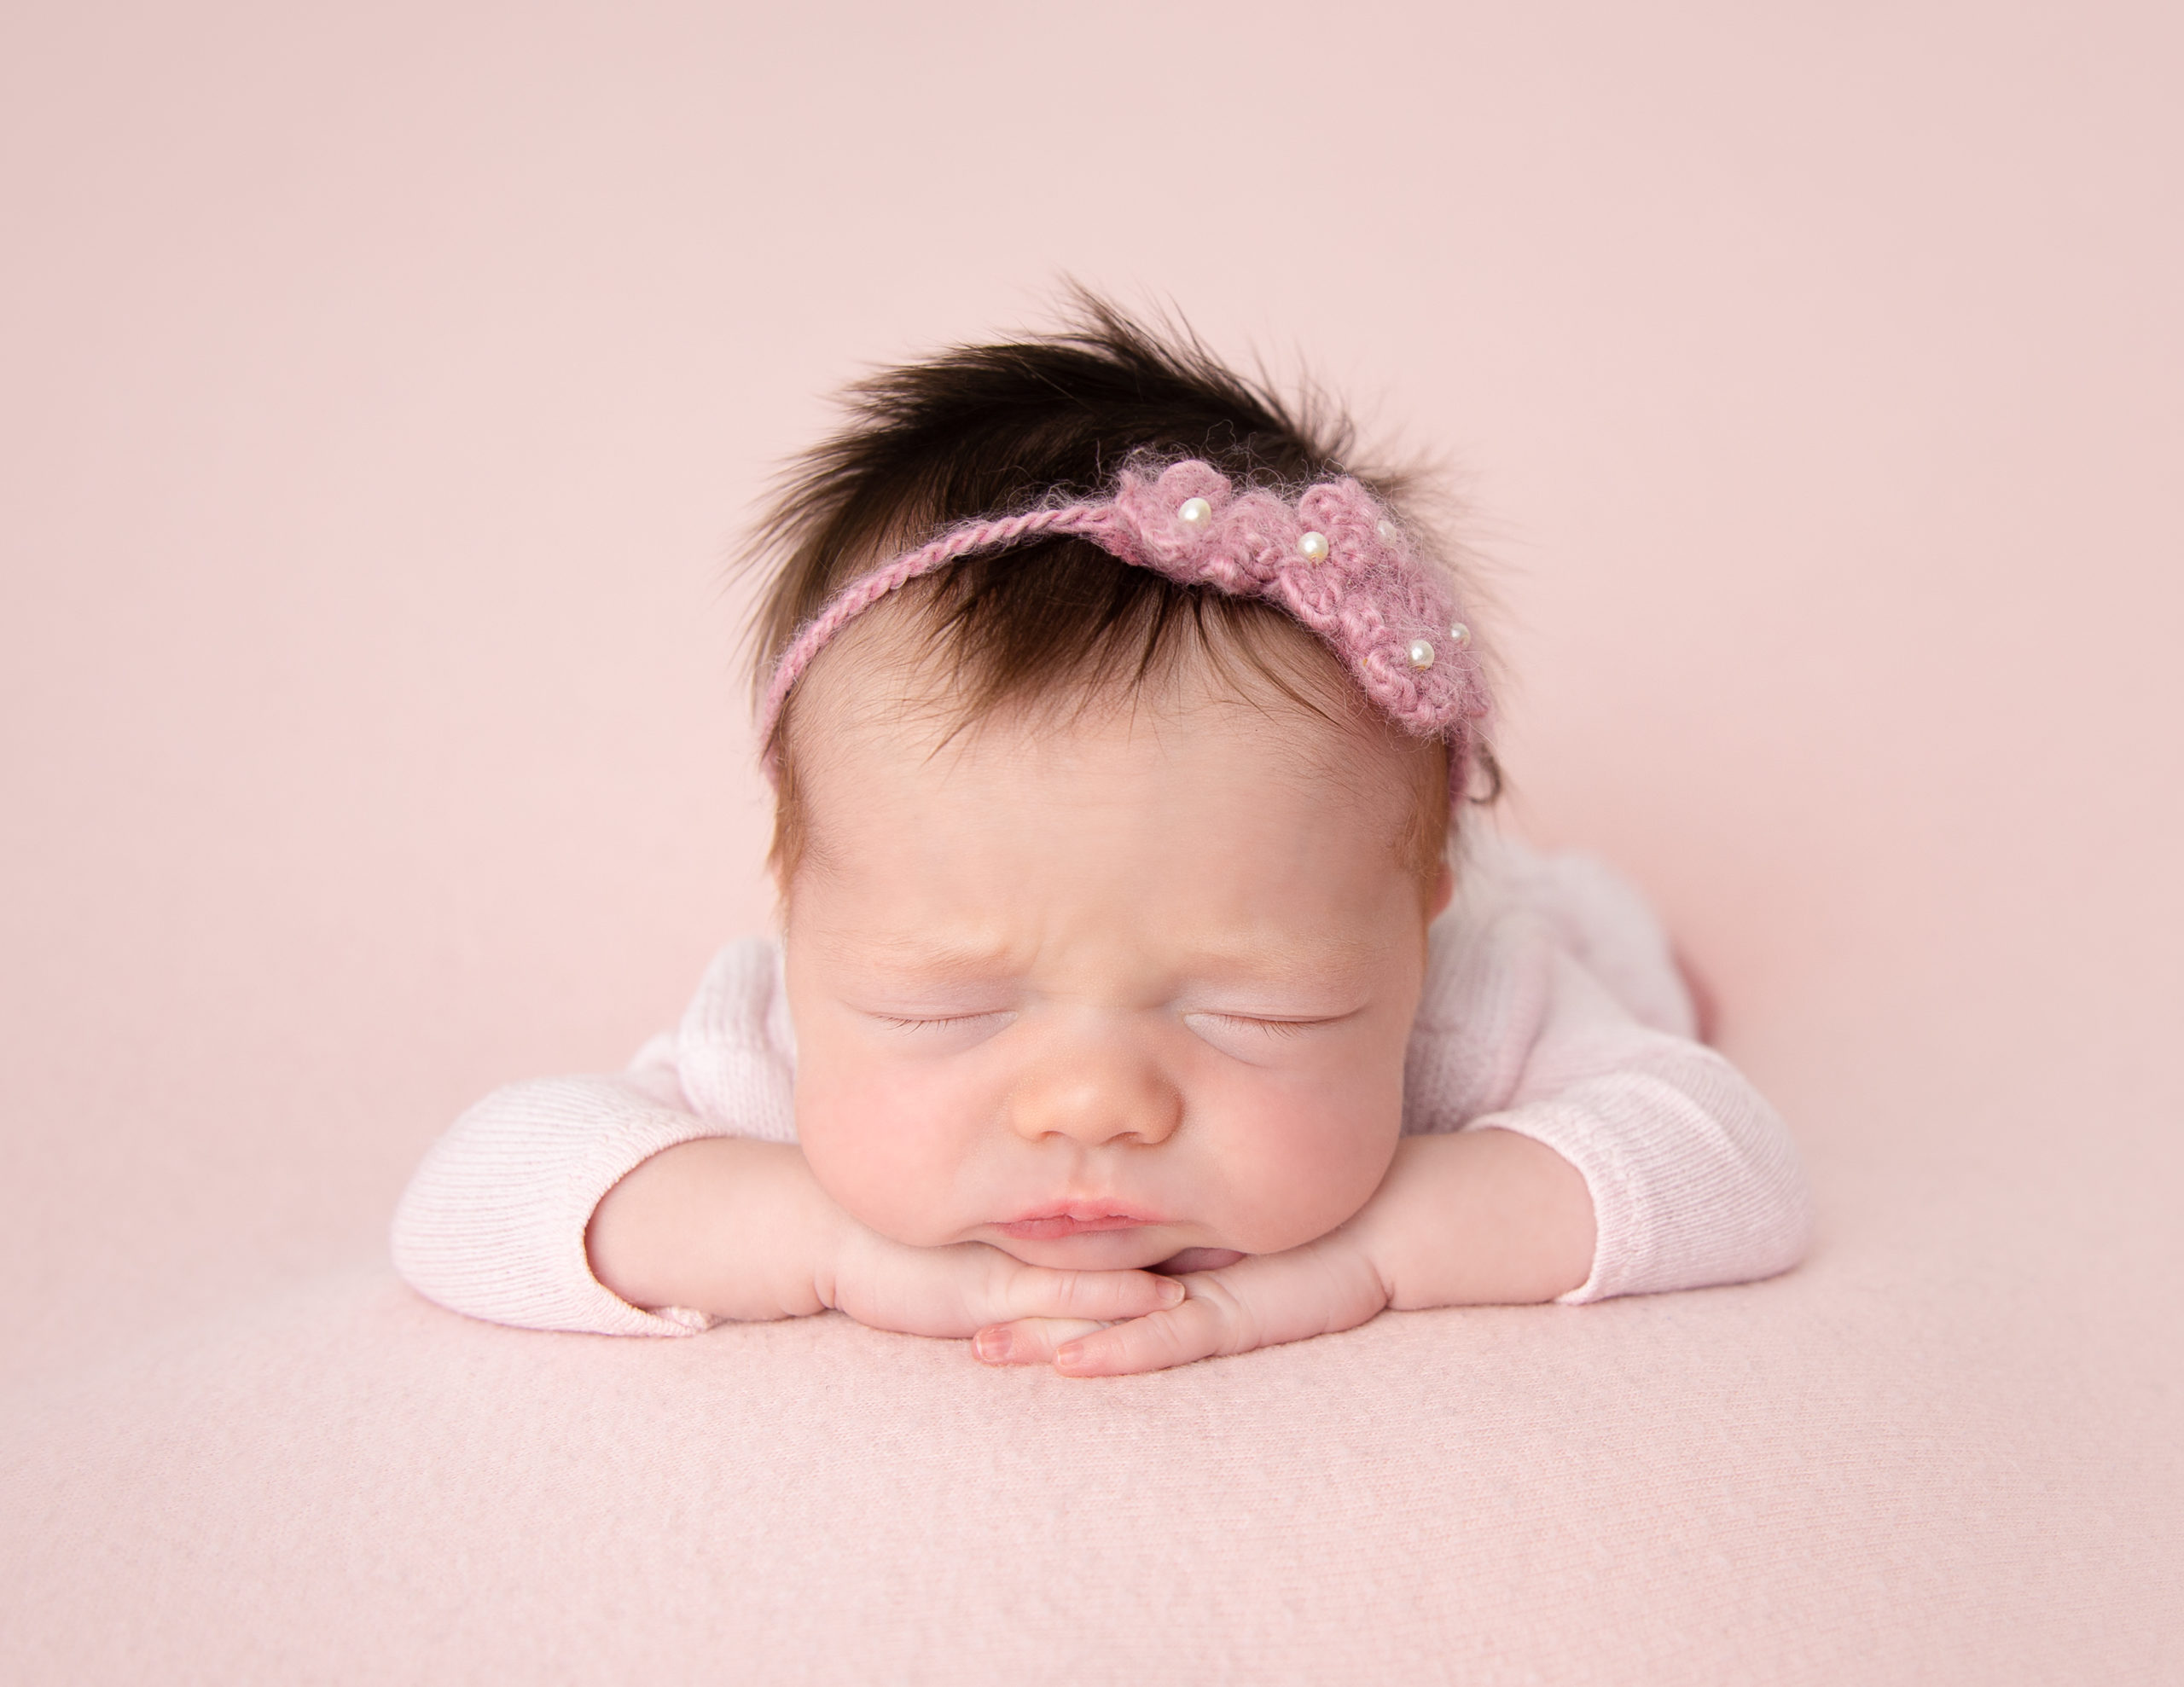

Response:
(834, 933), (1027, 981)
(828, 929), (1392, 985)
(1205, 933), (1391, 976)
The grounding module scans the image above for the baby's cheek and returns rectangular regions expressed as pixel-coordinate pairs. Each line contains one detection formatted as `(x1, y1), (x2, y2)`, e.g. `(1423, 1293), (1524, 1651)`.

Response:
(794, 1059), (979, 1246)
(1196, 1075), (1403, 1252)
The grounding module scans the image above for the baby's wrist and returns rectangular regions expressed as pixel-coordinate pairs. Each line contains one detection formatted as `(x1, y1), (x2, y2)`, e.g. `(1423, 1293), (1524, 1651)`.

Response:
(1343, 1131), (1594, 1309)
(794, 1167), (864, 1313)
(588, 1138), (843, 1323)
(1337, 1138), (1442, 1268)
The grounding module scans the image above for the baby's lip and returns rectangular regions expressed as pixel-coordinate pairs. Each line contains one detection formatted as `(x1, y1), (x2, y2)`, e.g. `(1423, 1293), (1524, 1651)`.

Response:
(995, 1204), (1165, 1240)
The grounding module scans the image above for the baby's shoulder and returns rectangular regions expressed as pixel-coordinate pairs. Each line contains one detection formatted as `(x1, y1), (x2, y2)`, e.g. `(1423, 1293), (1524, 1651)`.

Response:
(648, 936), (798, 1139)
(1403, 834), (1698, 1133)
(1429, 832), (1696, 1040)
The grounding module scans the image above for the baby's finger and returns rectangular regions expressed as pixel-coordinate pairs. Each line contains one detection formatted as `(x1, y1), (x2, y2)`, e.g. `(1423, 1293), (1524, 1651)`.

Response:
(971, 1318), (1107, 1366)
(996, 1264), (1186, 1325)
(1053, 1296), (1232, 1377)
(1054, 1244), (1391, 1375)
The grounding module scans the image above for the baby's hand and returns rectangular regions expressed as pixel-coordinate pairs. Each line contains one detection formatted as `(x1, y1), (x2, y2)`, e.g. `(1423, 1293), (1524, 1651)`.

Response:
(967, 1130), (1595, 1376)
(589, 1138), (1189, 1339)
(970, 1233), (1391, 1377)
(822, 1221), (1186, 1344)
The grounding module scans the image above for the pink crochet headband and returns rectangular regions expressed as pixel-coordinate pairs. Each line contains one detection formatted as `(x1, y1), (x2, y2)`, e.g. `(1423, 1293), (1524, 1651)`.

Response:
(758, 458), (1492, 796)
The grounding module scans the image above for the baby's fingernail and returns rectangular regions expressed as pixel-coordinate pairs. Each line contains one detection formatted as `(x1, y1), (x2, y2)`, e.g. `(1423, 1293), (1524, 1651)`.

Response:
(1054, 1342), (1086, 1371)
(1157, 1278), (1188, 1307)
(973, 1327), (1010, 1364)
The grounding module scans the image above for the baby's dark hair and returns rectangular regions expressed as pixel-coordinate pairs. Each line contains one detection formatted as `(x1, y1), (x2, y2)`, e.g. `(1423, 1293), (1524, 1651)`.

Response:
(746, 292), (1491, 888)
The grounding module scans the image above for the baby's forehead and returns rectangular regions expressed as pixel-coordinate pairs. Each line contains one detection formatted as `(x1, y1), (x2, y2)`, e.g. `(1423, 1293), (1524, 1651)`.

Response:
(772, 588), (1449, 900)
(789, 590), (1367, 762)
(799, 675), (1386, 837)
(794, 640), (1415, 867)
(785, 743), (1429, 991)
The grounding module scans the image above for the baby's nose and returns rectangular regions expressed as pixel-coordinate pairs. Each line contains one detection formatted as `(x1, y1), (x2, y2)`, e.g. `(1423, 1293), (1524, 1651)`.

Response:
(1007, 1053), (1180, 1147)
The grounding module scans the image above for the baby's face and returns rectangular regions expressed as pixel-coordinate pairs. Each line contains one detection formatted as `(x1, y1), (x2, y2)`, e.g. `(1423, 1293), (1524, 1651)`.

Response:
(780, 618), (1448, 1272)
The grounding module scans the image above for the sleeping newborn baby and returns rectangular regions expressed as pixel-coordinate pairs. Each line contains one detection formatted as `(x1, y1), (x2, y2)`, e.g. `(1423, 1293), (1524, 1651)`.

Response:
(392, 301), (1811, 1376)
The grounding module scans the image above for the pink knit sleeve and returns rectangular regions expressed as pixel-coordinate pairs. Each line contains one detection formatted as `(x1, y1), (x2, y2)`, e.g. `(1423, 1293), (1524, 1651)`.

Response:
(1403, 842), (1812, 1302)
(389, 940), (797, 1336)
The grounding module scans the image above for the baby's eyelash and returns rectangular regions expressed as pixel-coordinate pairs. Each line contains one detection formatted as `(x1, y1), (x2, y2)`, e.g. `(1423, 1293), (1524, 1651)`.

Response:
(874, 1012), (1008, 1032)
(1203, 1015), (1319, 1038)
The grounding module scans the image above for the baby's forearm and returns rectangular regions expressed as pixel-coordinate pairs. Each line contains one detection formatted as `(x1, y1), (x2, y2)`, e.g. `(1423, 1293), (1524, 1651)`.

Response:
(583, 1124), (1593, 1338)
(1356, 1129), (1596, 1307)
(586, 1138), (843, 1322)
(588, 1138), (1190, 1341)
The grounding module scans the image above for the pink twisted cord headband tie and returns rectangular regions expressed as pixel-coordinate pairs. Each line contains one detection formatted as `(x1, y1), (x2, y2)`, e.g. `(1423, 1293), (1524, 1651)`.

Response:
(758, 458), (1492, 798)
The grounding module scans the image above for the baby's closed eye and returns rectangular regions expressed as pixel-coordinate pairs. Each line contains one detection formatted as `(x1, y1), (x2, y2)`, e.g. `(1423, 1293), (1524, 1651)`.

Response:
(1181, 1011), (1356, 1061)
(864, 1009), (1018, 1049)
(1188, 1013), (1314, 1038)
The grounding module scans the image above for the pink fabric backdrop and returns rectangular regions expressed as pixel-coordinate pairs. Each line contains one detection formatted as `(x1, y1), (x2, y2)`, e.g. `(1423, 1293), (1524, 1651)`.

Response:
(3, 3), (2178, 1681)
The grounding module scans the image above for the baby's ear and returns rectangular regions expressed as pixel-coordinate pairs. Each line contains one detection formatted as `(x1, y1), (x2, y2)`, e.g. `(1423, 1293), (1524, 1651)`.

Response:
(1428, 860), (1456, 921)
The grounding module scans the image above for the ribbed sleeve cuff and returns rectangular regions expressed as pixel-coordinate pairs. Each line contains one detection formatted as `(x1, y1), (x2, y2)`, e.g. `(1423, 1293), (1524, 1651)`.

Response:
(391, 1077), (729, 1336)
(1469, 1064), (1813, 1304)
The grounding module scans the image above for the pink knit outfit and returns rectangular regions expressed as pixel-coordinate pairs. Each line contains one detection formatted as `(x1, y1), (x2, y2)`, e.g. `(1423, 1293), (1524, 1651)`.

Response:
(392, 835), (1812, 1335)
